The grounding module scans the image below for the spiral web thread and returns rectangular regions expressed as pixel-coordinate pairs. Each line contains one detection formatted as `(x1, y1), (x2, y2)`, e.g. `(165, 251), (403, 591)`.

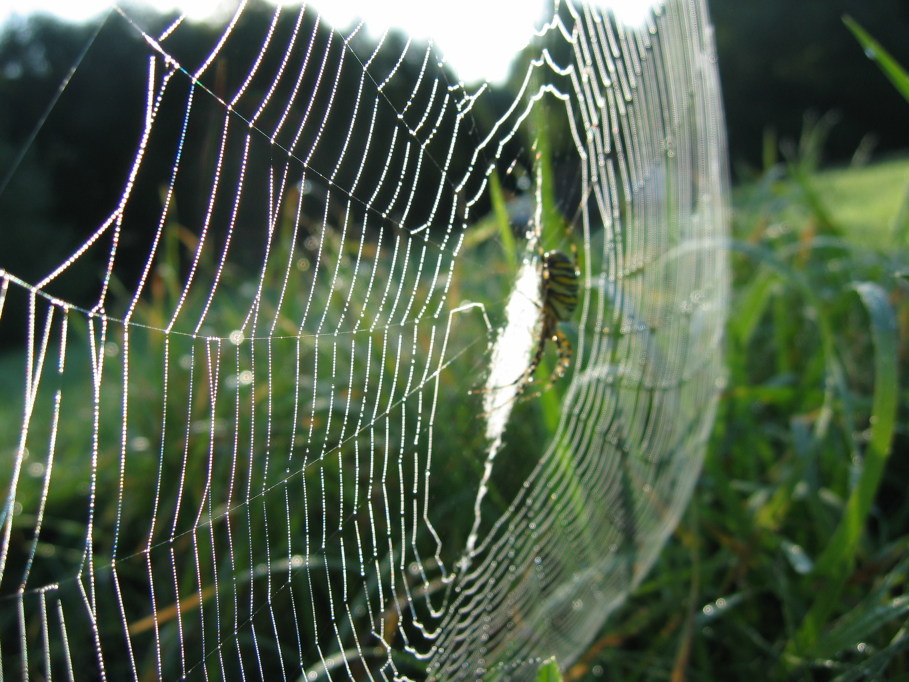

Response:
(0, 0), (728, 678)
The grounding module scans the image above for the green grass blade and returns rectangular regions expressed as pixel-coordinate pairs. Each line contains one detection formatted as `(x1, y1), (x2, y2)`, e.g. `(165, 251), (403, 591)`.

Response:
(815, 282), (899, 575)
(814, 595), (909, 660)
(534, 657), (564, 682)
(830, 614), (909, 682)
(489, 171), (518, 272)
(786, 281), (900, 659)
(533, 101), (562, 253)
(730, 240), (852, 445)
(843, 15), (909, 103)
(728, 268), (777, 346)
(786, 159), (842, 235)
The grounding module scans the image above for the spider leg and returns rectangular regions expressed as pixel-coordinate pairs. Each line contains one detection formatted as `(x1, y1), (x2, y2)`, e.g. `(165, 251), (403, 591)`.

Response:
(512, 324), (572, 403)
(548, 326), (573, 383)
(512, 326), (548, 398)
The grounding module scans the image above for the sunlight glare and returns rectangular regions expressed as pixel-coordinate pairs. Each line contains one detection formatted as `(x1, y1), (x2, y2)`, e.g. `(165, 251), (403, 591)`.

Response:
(312, 0), (547, 84)
(603, 0), (662, 26)
(1, 0), (660, 82)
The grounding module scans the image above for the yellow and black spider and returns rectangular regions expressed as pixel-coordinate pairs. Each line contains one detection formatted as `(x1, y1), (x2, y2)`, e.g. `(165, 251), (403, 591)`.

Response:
(520, 248), (580, 395)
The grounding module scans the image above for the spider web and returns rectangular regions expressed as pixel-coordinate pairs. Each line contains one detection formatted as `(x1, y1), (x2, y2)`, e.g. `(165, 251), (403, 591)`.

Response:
(0, 0), (729, 679)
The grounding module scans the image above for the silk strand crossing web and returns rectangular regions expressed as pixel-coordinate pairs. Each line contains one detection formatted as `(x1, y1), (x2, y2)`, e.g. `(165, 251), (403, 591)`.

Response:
(0, 0), (729, 678)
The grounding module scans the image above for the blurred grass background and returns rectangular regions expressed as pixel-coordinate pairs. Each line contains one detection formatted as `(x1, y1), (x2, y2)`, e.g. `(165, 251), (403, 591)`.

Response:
(571, 29), (909, 678)
(568, 119), (908, 680)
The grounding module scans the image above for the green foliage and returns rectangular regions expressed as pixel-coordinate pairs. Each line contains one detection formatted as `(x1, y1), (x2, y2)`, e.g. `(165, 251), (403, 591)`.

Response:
(535, 657), (565, 682)
(843, 15), (909, 104)
(571, 130), (908, 679)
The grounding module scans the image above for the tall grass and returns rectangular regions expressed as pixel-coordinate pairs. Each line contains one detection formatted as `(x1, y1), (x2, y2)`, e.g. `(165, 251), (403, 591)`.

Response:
(568, 121), (908, 680)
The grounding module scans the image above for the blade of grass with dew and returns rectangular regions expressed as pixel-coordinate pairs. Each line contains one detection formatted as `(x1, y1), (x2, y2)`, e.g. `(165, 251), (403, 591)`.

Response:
(490, 171), (518, 273)
(785, 281), (899, 662)
(532, 102), (566, 432)
(814, 594), (909, 662)
(815, 554), (909, 677)
(843, 15), (909, 104)
(535, 657), (564, 682)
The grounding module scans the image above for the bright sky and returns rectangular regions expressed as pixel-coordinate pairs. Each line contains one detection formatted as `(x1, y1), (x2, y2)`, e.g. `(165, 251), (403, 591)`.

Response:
(0, 0), (659, 84)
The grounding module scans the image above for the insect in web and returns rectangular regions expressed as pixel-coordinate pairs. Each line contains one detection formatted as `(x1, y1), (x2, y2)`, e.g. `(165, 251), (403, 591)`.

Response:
(475, 178), (589, 410)
(517, 247), (580, 398)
